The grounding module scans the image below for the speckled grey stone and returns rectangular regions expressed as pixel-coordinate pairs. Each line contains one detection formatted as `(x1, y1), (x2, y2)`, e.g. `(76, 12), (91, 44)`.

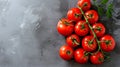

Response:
(0, 0), (120, 67)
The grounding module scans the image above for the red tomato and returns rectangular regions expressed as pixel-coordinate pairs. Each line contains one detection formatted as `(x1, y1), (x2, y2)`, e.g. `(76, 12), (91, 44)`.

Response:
(90, 52), (104, 64)
(90, 23), (106, 37)
(75, 20), (89, 36)
(77, 0), (91, 11)
(67, 8), (82, 22)
(82, 36), (97, 52)
(74, 48), (89, 64)
(100, 35), (115, 52)
(85, 10), (99, 24)
(66, 34), (80, 48)
(57, 18), (74, 36)
(59, 45), (73, 60)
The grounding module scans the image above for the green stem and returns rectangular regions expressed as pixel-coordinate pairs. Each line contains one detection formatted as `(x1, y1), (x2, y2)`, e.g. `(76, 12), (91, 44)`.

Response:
(77, 6), (102, 52)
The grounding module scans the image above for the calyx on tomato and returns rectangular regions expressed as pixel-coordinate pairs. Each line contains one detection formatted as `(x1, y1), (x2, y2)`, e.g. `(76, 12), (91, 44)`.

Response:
(88, 41), (93, 45)
(71, 37), (79, 45)
(75, 13), (82, 18)
(81, 24), (85, 29)
(83, 2), (88, 7)
(98, 57), (104, 62)
(84, 51), (90, 56)
(88, 38), (95, 45)
(104, 40), (112, 45)
(66, 50), (72, 55)
(60, 19), (70, 26)
(88, 14), (93, 18)
(95, 27), (102, 31)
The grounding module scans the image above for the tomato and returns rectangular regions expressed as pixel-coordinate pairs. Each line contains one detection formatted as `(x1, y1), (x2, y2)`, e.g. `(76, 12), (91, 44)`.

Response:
(57, 18), (74, 36)
(66, 34), (80, 48)
(74, 48), (89, 64)
(100, 35), (115, 52)
(90, 23), (106, 37)
(67, 8), (82, 22)
(85, 10), (99, 24)
(59, 45), (73, 60)
(90, 52), (104, 64)
(82, 36), (97, 52)
(75, 20), (89, 36)
(77, 0), (91, 11)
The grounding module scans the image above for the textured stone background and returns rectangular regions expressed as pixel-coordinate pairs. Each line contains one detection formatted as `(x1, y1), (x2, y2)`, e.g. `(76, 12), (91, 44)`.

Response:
(0, 0), (120, 67)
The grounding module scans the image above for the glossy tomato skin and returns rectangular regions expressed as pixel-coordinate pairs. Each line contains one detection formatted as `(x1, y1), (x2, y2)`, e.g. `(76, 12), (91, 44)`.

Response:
(82, 36), (97, 52)
(100, 35), (115, 52)
(90, 52), (104, 64)
(85, 10), (99, 24)
(59, 45), (73, 60)
(57, 18), (74, 36)
(74, 48), (89, 64)
(67, 8), (82, 22)
(77, 0), (91, 11)
(75, 20), (89, 36)
(90, 23), (106, 37)
(66, 34), (80, 48)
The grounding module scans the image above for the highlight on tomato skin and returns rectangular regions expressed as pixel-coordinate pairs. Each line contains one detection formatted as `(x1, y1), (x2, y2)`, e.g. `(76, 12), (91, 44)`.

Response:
(57, 18), (74, 36)
(90, 52), (104, 65)
(82, 35), (97, 52)
(59, 45), (74, 60)
(77, 0), (91, 12)
(85, 10), (99, 24)
(90, 23), (106, 37)
(66, 34), (80, 48)
(74, 48), (89, 64)
(100, 35), (116, 52)
(75, 20), (90, 36)
(67, 8), (82, 22)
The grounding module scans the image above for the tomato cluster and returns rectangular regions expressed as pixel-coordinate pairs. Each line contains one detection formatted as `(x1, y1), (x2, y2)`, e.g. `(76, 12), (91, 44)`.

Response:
(57, 0), (115, 65)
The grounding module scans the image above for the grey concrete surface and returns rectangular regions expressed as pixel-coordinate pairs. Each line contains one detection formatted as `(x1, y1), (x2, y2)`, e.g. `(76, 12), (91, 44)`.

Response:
(0, 0), (120, 67)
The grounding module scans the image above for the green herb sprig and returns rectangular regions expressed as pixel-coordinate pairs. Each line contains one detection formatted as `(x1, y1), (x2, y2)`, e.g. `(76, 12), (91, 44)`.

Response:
(93, 0), (113, 18)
